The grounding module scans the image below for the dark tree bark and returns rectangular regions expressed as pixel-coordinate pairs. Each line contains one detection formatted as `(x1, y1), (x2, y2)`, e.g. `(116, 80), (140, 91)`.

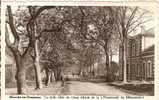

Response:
(45, 69), (51, 86)
(120, 44), (124, 81)
(57, 67), (62, 81)
(104, 44), (110, 81)
(14, 52), (27, 94)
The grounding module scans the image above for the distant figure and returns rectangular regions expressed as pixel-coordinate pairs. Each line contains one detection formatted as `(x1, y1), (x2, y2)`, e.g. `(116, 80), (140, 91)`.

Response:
(72, 73), (75, 78)
(61, 73), (65, 87)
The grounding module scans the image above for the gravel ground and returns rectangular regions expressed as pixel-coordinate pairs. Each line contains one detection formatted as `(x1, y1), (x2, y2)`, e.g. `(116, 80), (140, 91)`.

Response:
(6, 81), (144, 95)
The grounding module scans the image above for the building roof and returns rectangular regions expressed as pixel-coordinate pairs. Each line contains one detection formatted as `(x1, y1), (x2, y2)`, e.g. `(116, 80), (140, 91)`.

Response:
(128, 27), (154, 39)
(142, 27), (154, 37)
(141, 45), (154, 56)
(143, 45), (154, 52)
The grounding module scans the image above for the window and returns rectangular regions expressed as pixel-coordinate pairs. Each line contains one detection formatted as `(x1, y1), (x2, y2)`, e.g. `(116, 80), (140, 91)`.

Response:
(132, 64), (135, 77)
(142, 62), (146, 80)
(137, 64), (140, 76)
(147, 61), (152, 77)
(132, 43), (136, 56)
(127, 64), (129, 74)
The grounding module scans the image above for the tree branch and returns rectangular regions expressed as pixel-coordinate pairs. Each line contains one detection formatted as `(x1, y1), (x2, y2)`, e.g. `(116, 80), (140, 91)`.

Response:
(29, 6), (56, 22)
(128, 18), (152, 34)
(23, 6), (54, 57)
(5, 25), (15, 50)
(125, 7), (138, 30)
(7, 6), (19, 45)
(126, 11), (149, 33)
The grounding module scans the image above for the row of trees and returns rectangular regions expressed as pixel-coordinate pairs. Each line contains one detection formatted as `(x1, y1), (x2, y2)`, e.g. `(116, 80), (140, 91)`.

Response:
(5, 6), (151, 94)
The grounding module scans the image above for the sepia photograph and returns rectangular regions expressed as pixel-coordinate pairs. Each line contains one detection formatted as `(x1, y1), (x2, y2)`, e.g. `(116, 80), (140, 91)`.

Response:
(5, 5), (155, 96)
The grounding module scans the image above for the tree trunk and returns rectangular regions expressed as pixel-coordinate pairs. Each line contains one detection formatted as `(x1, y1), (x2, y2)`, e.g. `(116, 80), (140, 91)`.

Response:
(54, 68), (58, 81)
(34, 39), (43, 89)
(123, 39), (127, 83)
(110, 52), (112, 67)
(105, 52), (110, 81)
(34, 62), (42, 89)
(104, 45), (110, 81)
(11, 63), (16, 84)
(6, 6), (28, 94)
(31, 19), (43, 89)
(45, 69), (51, 86)
(57, 67), (62, 81)
(14, 53), (27, 94)
(50, 72), (54, 82)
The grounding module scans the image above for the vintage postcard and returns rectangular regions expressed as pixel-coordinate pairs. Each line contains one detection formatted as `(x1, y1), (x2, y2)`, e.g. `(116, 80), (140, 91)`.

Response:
(1, 0), (159, 100)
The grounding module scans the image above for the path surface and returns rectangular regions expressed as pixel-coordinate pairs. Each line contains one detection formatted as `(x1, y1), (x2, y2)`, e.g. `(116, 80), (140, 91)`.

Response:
(6, 81), (139, 95)
(6, 82), (64, 95)
(65, 81), (136, 96)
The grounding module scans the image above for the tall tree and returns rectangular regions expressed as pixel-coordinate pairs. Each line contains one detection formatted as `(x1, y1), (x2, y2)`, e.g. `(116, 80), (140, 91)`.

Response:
(6, 6), (29, 94)
(78, 7), (116, 81)
(27, 6), (43, 89)
(25, 6), (57, 89)
(5, 6), (56, 94)
(114, 7), (152, 83)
